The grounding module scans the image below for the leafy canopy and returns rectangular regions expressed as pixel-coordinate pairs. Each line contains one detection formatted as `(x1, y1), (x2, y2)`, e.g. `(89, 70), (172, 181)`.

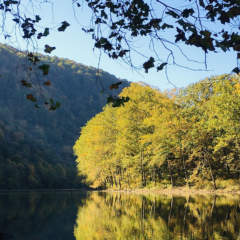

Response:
(74, 75), (240, 190)
(1, 0), (240, 73)
(1, 0), (239, 107)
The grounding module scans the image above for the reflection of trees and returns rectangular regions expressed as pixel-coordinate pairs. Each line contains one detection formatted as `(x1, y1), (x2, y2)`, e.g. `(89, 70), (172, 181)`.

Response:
(188, 196), (240, 240)
(74, 193), (172, 240)
(0, 191), (88, 240)
(74, 193), (240, 240)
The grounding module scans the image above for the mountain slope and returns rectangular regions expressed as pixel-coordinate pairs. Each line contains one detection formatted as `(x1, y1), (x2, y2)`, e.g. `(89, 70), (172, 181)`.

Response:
(0, 44), (129, 188)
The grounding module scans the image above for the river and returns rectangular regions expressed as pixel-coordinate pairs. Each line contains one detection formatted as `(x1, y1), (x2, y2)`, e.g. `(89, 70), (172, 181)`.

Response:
(0, 191), (239, 239)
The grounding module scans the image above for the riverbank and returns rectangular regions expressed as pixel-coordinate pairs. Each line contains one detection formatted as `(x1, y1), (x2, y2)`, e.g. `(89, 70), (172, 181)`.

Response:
(1, 186), (240, 196)
(102, 186), (240, 196)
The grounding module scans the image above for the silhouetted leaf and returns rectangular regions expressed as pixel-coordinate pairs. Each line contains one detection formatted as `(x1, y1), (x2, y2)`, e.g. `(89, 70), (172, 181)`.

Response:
(234, 45), (240, 51)
(109, 81), (122, 90)
(161, 23), (174, 30)
(181, 8), (194, 18)
(21, 80), (32, 88)
(26, 94), (37, 102)
(157, 63), (167, 71)
(232, 67), (240, 74)
(27, 53), (40, 64)
(44, 45), (56, 54)
(44, 80), (51, 86)
(35, 15), (41, 22)
(58, 21), (70, 32)
(143, 57), (155, 73)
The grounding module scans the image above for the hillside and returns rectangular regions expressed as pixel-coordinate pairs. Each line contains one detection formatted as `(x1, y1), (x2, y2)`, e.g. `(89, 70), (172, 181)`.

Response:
(0, 44), (129, 189)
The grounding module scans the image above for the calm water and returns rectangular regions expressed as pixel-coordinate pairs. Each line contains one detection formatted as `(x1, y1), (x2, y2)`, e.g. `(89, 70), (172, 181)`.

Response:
(0, 191), (239, 240)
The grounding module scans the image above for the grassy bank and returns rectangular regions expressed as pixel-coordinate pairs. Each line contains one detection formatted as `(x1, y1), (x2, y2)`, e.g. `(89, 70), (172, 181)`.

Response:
(102, 185), (240, 196)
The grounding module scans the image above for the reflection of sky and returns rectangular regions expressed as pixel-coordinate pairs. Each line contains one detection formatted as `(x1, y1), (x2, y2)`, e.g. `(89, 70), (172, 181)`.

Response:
(0, 1), (236, 90)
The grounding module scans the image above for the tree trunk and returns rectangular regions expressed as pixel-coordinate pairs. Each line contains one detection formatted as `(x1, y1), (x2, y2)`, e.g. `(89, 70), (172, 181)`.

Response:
(207, 159), (217, 190)
(167, 160), (174, 187)
(180, 146), (189, 187)
(140, 150), (144, 187)
(203, 150), (217, 190)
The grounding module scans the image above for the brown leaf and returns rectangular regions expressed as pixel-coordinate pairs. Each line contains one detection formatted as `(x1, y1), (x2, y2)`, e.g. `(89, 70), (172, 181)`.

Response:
(44, 80), (51, 86)
(109, 81), (122, 90)
(26, 94), (36, 102)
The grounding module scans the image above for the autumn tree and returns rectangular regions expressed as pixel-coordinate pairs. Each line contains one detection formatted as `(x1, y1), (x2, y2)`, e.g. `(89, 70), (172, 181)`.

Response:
(178, 74), (240, 189)
(74, 74), (240, 190)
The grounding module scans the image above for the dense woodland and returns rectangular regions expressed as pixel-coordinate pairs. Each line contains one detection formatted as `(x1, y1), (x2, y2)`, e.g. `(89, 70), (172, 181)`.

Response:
(0, 44), (128, 189)
(74, 74), (240, 190)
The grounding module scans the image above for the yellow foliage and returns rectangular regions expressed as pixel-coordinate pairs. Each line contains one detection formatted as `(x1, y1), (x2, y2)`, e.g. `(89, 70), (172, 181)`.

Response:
(74, 74), (240, 190)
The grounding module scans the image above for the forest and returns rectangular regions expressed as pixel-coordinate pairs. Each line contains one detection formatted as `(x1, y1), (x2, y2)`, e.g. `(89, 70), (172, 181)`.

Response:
(0, 44), (128, 189)
(74, 74), (240, 190)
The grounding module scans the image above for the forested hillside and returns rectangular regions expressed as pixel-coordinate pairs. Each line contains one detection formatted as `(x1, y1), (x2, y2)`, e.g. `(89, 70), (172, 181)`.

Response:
(0, 44), (128, 189)
(74, 75), (240, 190)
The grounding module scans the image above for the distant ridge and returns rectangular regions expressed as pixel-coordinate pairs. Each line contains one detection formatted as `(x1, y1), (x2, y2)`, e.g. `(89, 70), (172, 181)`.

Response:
(0, 43), (129, 189)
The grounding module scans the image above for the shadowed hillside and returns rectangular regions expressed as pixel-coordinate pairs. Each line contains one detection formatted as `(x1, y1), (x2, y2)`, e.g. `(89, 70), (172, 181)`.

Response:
(0, 44), (129, 189)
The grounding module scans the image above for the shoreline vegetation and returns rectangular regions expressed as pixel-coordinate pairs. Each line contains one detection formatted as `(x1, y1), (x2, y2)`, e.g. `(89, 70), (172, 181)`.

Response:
(74, 75), (240, 192)
(102, 186), (240, 196)
(4, 187), (239, 196)
(1, 186), (240, 196)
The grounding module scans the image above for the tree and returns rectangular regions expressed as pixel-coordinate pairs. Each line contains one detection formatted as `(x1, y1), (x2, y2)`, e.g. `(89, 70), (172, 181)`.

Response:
(177, 74), (240, 189)
(73, 105), (119, 187)
(0, 0), (239, 89)
(74, 74), (240, 190)
(74, 82), (184, 188)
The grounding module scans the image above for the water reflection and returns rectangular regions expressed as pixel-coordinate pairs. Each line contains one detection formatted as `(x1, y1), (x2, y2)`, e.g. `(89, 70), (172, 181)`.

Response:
(0, 191), (239, 239)
(0, 191), (88, 240)
(74, 192), (240, 240)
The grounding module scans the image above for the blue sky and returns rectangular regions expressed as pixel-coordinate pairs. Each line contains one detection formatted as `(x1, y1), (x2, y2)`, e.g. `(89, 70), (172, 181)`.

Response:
(1, 1), (236, 91)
